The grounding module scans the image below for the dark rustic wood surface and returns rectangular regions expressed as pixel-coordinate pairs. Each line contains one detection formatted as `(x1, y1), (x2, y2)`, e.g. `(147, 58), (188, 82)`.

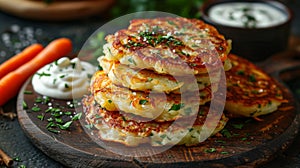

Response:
(0, 1), (300, 167)
(16, 53), (300, 167)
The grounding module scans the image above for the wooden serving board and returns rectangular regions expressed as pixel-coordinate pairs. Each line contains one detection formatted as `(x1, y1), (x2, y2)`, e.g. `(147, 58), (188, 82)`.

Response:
(17, 70), (300, 167)
(0, 0), (115, 21)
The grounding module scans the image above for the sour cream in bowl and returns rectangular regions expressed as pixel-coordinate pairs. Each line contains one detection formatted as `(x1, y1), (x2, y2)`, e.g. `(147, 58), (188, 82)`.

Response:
(32, 57), (97, 100)
(208, 2), (288, 28)
(201, 0), (292, 61)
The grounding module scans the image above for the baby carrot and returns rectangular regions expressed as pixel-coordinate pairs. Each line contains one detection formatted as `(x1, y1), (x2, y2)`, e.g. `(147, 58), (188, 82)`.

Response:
(0, 44), (44, 79)
(0, 38), (72, 106)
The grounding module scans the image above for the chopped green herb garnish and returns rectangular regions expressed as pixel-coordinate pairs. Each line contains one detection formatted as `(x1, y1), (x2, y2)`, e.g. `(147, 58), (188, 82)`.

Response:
(108, 99), (112, 103)
(52, 111), (63, 117)
(241, 137), (248, 141)
(188, 128), (194, 132)
(46, 107), (55, 113)
(155, 141), (162, 145)
(31, 106), (41, 112)
(36, 72), (51, 78)
(46, 121), (56, 128)
(47, 122), (56, 128)
(169, 103), (184, 111)
(47, 128), (60, 134)
(72, 112), (82, 121)
(71, 62), (76, 69)
(87, 74), (93, 79)
(231, 123), (244, 129)
(59, 75), (66, 78)
(147, 77), (153, 82)
(24, 90), (33, 94)
(249, 74), (256, 82)
(64, 83), (69, 89)
(258, 104), (261, 108)
(221, 129), (232, 138)
(205, 148), (216, 153)
(174, 41), (183, 46)
(55, 118), (63, 124)
(35, 97), (43, 103)
(25, 92), (82, 134)
(190, 63), (198, 67)
(58, 121), (72, 130)
(18, 165), (26, 168)
(107, 47), (113, 56)
(121, 116), (127, 121)
(37, 114), (44, 121)
(53, 108), (61, 113)
(43, 96), (50, 103)
(139, 99), (148, 105)
(221, 151), (229, 155)
(127, 57), (136, 65)
(198, 109), (205, 116)
(97, 65), (103, 71)
(237, 70), (245, 75)
(124, 31), (185, 49)
(23, 101), (28, 109)
(64, 111), (72, 115)
(13, 157), (22, 162)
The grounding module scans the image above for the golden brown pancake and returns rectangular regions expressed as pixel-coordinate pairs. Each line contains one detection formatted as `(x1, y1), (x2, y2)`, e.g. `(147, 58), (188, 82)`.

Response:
(225, 54), (287, 117)
(102, 17), (231, 76)
(99, 57), (222, 93)
(90, 71), (212, 122)
(83, 95), (228, 147)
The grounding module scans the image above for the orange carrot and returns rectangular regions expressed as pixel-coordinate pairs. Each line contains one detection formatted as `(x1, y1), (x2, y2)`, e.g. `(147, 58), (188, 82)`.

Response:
(0, 44), (44, 79)
(0, 38), (72, 106)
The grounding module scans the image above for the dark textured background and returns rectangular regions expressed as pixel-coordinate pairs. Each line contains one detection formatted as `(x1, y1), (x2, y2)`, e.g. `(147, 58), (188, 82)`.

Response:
(0, 1), (300, 167)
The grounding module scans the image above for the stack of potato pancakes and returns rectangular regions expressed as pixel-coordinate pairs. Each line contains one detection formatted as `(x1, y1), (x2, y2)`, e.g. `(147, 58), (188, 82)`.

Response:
(83, 17), (286, 147)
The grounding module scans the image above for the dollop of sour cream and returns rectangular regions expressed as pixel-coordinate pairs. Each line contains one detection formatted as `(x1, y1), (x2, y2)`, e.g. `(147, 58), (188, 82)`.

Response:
(208, 2), (288, 28)
(32, 57), (96, 100)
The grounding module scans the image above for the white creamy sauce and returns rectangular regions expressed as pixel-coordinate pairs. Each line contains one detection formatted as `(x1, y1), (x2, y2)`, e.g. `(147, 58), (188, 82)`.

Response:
(208, 2), (288, 28)
(32, 57), (96, 100)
